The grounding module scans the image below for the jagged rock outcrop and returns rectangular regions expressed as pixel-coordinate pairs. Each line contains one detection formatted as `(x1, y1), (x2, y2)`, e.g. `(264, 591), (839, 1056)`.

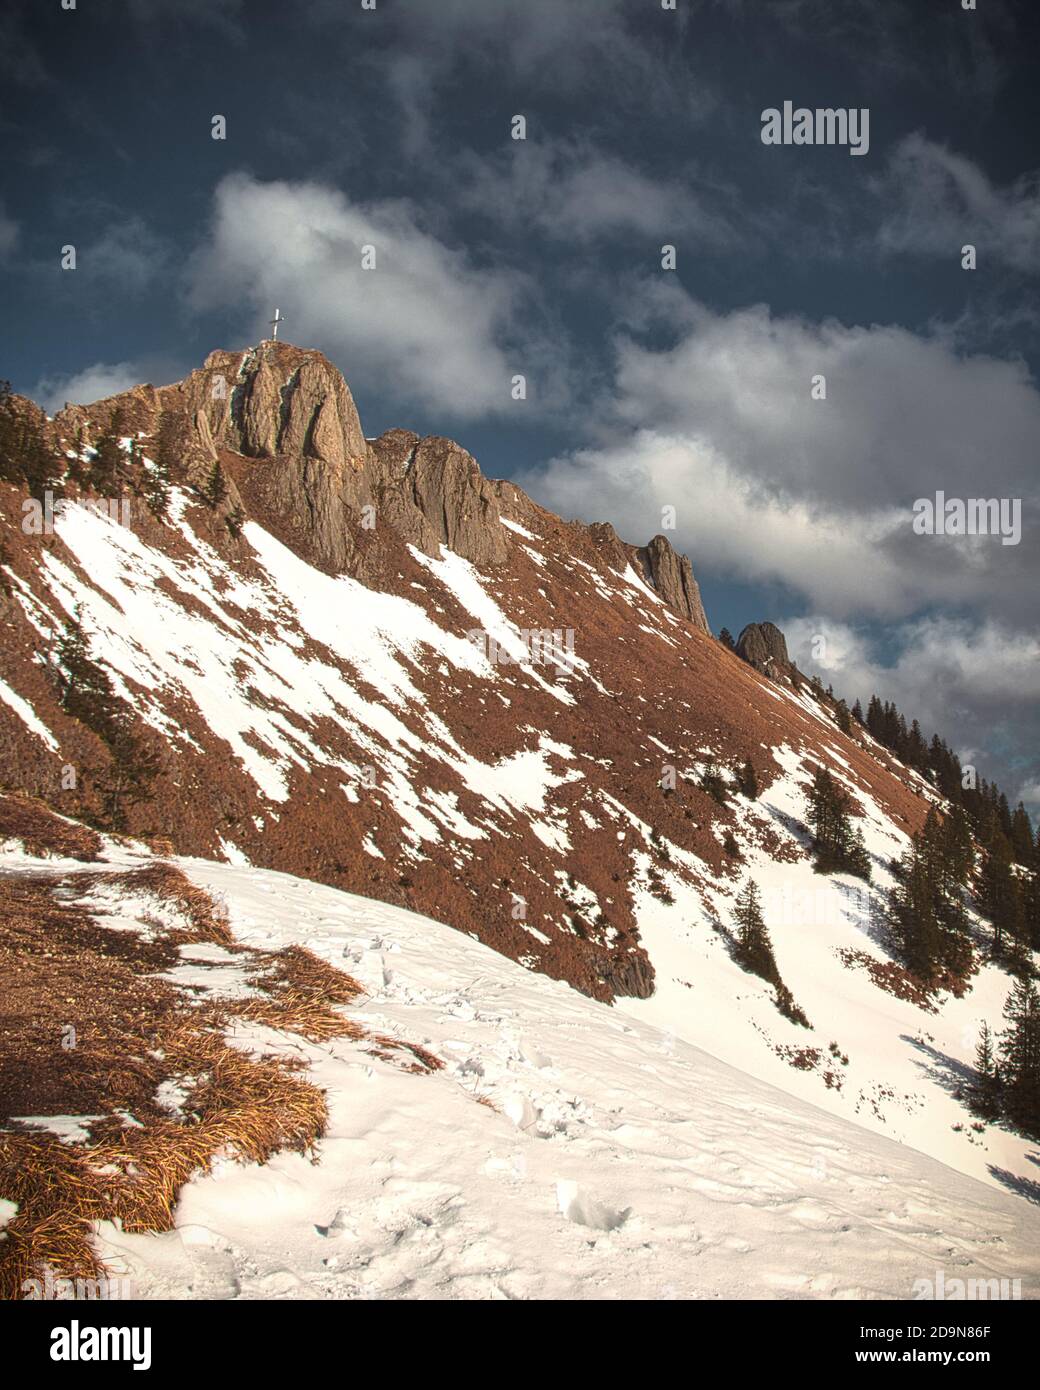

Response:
(369, 430), (508, 568)
(638, 534), (709, 632)
(169, 344), (370, 471)
(736, 621), (794, 679)
(598, 949), (656, 1000)
(586, 521), (631, 574)
(170, 345), (509, 571)
(44, 343), (708, 621)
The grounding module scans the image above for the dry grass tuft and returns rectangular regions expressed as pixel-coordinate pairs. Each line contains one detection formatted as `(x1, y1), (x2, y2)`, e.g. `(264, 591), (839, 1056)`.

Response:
(233, 943), (366, 1042)
(81, 861), (235, 945)
(0, 855), (441, 1298)
(0, 1025), (327, 1300)
(231, 991), (365, 1044)
(0, 791), (103, 862)
(368, 1035), (444, 1073)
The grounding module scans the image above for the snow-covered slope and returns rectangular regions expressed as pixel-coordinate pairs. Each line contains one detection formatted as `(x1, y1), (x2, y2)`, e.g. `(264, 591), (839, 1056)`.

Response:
(618, 752), (1039, 1200)
(68, 854), (1034, 1301)
(1, 345), (1036, 1241)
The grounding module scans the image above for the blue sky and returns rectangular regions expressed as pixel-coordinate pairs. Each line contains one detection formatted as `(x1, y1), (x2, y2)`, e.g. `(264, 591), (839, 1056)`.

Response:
(2, 0), (1038, 812)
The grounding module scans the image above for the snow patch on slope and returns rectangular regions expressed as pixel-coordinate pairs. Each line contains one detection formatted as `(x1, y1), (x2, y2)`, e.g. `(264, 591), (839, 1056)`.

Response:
(83, 855), (1040, 1302)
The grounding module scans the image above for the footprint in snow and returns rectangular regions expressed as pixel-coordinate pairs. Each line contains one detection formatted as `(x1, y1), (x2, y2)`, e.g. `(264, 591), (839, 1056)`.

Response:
(315, 1209), (357, 1239)
(556, 1180), (631, 1233)
(518, 1041), (553, 1070)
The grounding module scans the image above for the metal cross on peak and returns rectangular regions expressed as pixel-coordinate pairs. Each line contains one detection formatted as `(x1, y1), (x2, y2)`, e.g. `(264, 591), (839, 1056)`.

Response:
(269, 308), (285, 340)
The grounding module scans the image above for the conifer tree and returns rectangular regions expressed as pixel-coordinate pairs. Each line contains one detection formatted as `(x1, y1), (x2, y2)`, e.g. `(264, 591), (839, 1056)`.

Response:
(973, 1022), (1002, 1121)
(980, 832), (1021, 959)
(89, 409), (128, 494)
(733, 879), (776, 982)
(55, 605), (121, 740)
(53, 606), (160, 829)
(0, 381), (57, 497)
(999, 978), (1040, 1138)
(718, 627), (735, 649)
(1010, 803), (1035, 865)
(886, 844), (944, 979)
(883, 807), (972, 983)
(942, 804), (975, 890)
(202, 460), (229, 509)
(736, 758), (759, 799)
(806, 766), (870, 880)
(1022, 869), (1040, 953)
(699, 759), (729, 806)
(144, 458), (170, 520)
(154, 409), (187, 481)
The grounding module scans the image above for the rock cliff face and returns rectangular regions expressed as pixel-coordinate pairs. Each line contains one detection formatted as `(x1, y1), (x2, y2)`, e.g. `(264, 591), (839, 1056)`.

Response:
(369, 431), (509, 568)
(638, 534), (710, 632)
(46, 341), (707, 625)
(167, 344), (369, 470)
(736, 622), (795, 679)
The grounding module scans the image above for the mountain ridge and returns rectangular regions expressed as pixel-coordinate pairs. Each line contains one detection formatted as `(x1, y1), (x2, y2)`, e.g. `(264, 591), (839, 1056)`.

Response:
(36, 341), (709, 622)
(2, 341), (1036, 1206)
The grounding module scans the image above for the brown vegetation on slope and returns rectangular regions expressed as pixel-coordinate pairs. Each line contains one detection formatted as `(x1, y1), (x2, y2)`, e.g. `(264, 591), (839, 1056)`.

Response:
(0, 855), (437, 1298)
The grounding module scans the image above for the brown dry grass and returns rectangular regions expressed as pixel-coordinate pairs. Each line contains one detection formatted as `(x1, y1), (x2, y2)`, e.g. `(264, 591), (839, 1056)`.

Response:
(232, 942), (365, 1042)
(0, 791), (103, 862)
(837, 948), (942, 1012)
(0, 1025), (326, 1300)
(0, 860), (442, 1298)
(90, 861), (235, 945)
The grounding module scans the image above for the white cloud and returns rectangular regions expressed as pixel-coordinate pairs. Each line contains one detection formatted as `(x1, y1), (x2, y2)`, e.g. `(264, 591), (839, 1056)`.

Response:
(527, 293), (1040, 806)
(529, 295), (1039, 622)
(35, 361), (143, 416)
(780, 613), (1040, 815)
(187, 173), (559, 419)
(878, 134), (1040, 274)
(456, 141), (734, 247)
(531, 427), (914, 615)
(783, 614), (1040, 714)
(85, 218), (169, 294)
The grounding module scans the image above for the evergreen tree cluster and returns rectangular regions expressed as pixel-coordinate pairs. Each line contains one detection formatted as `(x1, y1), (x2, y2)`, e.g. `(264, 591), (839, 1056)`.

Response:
(699, 759), (729, 807)
(806, 766), (871, 880)
(883, 806), (974, 983)
(53, 606), (161, 830)
(859, 693), (1035, 867)
(972, 980), (1040, 1139)
(980, 830), (1039, 963)
(64, 406), (178, 521)
(735, 758), (759, 799)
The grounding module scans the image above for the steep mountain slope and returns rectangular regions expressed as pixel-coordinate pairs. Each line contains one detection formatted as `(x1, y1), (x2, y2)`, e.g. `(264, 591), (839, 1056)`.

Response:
(0, 341), (1036, 1208)
(3, 830), (1038, 1301)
